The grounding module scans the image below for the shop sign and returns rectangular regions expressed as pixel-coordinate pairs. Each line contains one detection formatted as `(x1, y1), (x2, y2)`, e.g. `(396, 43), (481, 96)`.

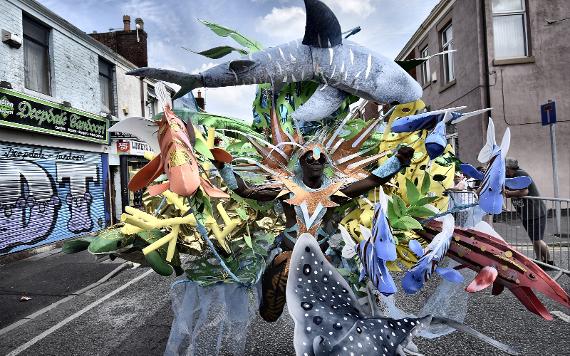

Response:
(0, 88), (109, 144)
(116, 139), (153, 156)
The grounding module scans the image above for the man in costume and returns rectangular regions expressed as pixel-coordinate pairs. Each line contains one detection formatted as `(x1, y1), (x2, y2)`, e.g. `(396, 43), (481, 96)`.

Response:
(213, 145), (414, 321)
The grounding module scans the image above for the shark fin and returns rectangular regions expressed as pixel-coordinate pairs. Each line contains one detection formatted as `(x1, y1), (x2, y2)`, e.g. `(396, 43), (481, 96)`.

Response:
(500, 127), (511, 158)
(466, 266), (498, 292)
(478, 118), (496, 163)
(126, 68), (202, 99)
(510, 286), (553, 320)
(505, 176), (532, 190)
(291, 85), (348, 122)
(229, 59), (256, 73)
(302, 0), (342, 48)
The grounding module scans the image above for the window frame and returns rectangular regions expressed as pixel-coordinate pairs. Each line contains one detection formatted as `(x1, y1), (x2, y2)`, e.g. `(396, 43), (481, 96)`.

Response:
(420, 45), (431, 86)
(440, 23), (455, 84)
(22, 14), (51, 95)
(98, 57), (116, 116)
(491, 0), (530, 60)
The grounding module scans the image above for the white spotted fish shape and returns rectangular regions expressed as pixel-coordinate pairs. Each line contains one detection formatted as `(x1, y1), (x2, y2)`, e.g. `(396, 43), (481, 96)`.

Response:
(287, 234), (430, 356)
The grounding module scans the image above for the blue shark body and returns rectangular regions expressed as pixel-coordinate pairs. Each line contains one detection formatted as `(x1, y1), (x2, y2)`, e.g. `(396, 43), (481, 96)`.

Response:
(127, 0), (422, 122)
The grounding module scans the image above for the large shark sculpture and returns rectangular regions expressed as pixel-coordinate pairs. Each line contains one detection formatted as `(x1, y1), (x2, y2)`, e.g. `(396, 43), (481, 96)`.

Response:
(127, 0), (422, 123)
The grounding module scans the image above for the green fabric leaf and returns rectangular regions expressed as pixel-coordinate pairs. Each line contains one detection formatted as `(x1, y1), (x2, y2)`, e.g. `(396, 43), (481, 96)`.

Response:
(405, 178), (420, 204)
(392, 216), (423, 231)
(188, 45), (248, 59)
(191, 112), (262, 138)
(62, 238), (93, 254)
(235, 207), (248, 220)
(421, 173), (431, 195)
(244, 234), (253, 249)
(407, 206), (435, 218)
(387, 199), (398, 221)
(193, 137), (214, 160)
(199, 19), (263, 52)
(392, 195), (407, 218)
(416, 196), (438, 206)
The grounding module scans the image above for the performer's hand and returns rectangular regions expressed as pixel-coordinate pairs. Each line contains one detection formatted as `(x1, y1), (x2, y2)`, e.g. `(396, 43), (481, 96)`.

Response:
(395, 146), (414, 167)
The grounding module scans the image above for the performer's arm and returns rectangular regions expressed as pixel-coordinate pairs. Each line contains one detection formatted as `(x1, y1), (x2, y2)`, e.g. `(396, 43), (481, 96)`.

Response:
(339, 146), (414, 199)
(505, 188), (528, 198)
(212, 161), (280, 201)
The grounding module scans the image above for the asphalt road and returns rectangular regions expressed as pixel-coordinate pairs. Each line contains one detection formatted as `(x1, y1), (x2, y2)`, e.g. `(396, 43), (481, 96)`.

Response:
(0, 255), (568, 356)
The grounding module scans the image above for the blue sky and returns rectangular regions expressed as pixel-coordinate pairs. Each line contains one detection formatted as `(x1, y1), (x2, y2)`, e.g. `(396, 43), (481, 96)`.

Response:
(37, 0), (439, 120)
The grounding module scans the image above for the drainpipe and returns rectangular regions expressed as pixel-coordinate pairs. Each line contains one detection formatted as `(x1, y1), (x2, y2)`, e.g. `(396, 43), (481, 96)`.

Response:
(140, 78), (145, 118)
(481, 0), (491, 131)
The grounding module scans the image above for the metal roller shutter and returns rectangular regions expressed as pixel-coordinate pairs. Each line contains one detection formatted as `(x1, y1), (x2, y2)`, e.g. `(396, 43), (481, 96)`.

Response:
(0, 142), (108, 254)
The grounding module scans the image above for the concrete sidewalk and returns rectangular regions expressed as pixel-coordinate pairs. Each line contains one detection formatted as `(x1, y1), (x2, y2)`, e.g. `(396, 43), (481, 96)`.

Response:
(0, 249), (124, 329)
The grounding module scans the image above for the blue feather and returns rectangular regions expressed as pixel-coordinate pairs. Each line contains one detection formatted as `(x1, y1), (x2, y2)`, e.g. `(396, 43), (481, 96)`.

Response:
(372, 203), (397, 261)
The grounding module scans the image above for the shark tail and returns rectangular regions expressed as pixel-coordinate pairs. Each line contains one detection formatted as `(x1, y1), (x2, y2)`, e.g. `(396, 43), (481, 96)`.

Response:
(126, 67), (203, 99)
(509, 286), (553, 320)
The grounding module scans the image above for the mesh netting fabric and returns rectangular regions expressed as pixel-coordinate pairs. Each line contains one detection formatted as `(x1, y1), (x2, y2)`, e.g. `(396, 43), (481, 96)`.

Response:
(165, 280), (260, 356)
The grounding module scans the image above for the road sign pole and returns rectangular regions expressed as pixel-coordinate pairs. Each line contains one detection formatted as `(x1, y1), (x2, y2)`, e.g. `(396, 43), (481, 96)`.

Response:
(549, 122), (561, 235)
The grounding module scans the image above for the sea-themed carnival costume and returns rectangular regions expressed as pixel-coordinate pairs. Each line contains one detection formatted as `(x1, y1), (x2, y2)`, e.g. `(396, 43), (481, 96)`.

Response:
(63, 1), (570, 355)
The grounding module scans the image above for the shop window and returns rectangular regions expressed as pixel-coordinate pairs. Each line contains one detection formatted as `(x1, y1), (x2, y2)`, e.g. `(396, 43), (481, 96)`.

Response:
(23, 15), (51, 95)
(441, 24), (455, 83)
(98, 58), (115, 115)
(492, 0), (529, 59)
(420, 46), (430, 86)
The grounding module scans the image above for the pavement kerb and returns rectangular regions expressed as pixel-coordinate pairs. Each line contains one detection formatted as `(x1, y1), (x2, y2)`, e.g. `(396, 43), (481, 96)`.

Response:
(0, 262), (130, 338)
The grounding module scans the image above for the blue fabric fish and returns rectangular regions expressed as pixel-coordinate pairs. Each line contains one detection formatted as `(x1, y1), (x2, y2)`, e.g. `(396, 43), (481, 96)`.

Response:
(391, 107), (491, 160)
(402, 215), (464, 294)
(460, 118), (532, 215)
(341, 224), (397, 296)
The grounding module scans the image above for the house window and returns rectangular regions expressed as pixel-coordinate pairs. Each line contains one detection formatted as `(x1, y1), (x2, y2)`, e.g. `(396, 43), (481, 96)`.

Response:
(98, 58), (115, 115)
(420, 46), (430, 85)
(23, 15), (50, 95)
(441, 24), (455, 83)
(492, 0), (528, 59)
(147, 85), (158, 118)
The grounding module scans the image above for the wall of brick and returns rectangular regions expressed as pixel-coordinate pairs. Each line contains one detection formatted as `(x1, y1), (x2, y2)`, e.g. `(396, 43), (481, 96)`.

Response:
(0, 0), (25, 89)
(90, 30), (148, 68)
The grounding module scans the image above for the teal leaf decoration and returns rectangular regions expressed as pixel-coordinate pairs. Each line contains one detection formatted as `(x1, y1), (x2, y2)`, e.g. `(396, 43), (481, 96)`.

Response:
(186, 45), (248, 59)
(405, 178), (420, 204)
(199, 19), (263, 52)
(392, 216), (423, 231)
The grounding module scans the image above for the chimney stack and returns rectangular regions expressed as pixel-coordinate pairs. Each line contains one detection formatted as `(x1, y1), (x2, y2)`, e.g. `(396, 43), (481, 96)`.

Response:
(123, 15), (131, 32)
(195, 91), (205, 110)
(135, 18), (144, 31)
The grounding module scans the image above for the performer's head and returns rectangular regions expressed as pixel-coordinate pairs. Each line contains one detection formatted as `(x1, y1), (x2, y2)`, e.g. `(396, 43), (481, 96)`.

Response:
(299, 149), (326, 181)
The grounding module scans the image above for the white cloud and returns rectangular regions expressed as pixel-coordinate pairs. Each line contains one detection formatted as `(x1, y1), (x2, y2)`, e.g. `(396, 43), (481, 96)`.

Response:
(255, 6), (306, 41)
(193, 86), (257, 125)
(191, 62), (217, 74)
(324, 0), (375, 17)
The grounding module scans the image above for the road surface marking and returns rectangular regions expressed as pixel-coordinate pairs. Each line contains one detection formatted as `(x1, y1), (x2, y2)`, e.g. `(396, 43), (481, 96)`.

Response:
(6, 269), (153, 356)
(551, 310), (570, 323)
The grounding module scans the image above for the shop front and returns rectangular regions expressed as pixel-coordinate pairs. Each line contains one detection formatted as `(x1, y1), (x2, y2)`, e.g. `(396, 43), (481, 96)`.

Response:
(0, 88), (109, 254)
(109, 132), (154, 223)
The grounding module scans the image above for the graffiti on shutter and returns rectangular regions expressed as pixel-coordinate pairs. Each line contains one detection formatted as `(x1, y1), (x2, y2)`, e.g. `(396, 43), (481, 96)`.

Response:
(0, 142), (107, 254)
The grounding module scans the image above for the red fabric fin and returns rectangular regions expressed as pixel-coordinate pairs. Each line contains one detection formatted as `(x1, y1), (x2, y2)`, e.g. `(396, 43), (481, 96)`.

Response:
(466, 266), (498, 293)
(128, 156), (163, 192)
(200, 176), (229, 198)
(147, 182), (170, 196)
(509, 286), (553, 320)
(210, 148), (233, 163)
(492, 282), (505, 296)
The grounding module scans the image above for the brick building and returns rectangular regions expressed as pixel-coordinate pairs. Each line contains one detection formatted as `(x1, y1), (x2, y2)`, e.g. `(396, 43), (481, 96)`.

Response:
(0, 0), (180, 254)
(396, 0), (569, 198)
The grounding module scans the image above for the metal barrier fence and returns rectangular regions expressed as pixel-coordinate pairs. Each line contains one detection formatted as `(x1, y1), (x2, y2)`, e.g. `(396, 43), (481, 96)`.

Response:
(446, 191), (570, 274)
